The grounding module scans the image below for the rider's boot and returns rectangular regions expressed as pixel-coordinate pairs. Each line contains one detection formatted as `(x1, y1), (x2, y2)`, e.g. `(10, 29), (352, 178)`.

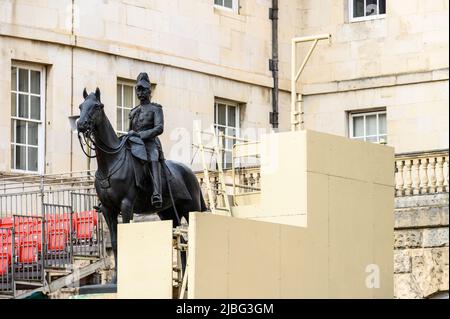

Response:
(151, 161), (163, 208)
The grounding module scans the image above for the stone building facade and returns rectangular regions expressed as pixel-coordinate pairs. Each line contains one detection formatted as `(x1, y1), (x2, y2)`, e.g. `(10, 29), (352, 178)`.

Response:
(0, 0), (448, 298)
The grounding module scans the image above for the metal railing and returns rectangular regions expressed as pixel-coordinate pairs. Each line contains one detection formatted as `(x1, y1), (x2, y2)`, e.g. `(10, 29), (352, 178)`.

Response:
(0, 171), (104, 296)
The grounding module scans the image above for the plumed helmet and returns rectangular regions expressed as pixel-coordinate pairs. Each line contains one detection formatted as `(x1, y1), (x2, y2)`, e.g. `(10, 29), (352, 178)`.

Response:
(136, 72), (151, 89)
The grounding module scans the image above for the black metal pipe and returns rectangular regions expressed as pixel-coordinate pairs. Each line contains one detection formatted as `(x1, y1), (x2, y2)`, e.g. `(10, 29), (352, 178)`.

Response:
(269, 0), (279, 129)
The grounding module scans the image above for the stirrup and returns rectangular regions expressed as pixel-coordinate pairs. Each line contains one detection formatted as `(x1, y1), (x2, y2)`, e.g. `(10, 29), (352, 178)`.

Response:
(151, 194), (162, 208)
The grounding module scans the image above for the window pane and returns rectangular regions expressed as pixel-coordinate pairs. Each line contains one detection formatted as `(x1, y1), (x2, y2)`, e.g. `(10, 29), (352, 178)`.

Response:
(228, 106), (236, 127)
(353, 0), (365, 17)
(28, 122), (38, 146)
(11, 67), (17, 91)
(28, 147), (38, 172)
(11, 144), (14, 169)
(11, 93), (16, 117)
(352, 116), (364, 137)
(217, 104), (226, 126)
(379, 0), (386, 14)
(225, 151), (232, 168)
(224, 0), (233, 8)
(366, 115), (377, 136)
(30, 96), (40, 120)
(18, 69), (29, 92)
(30, 70), (40, 94)
(116, 108), (122, 131)
(18, 94), (29, 118)
(366, 0), (378, 16)
(117, 84), (122, 107)
(124, 108), (131, 131)
(16, 120), (27, 144)
(16, 145), (26, 170)
(214, 0), (222, 5)
(123, 85), (133, 108)
(378, 113), (386, 134)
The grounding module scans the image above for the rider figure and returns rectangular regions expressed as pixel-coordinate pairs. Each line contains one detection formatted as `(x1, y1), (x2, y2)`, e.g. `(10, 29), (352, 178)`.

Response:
(128, 72), (164, 208)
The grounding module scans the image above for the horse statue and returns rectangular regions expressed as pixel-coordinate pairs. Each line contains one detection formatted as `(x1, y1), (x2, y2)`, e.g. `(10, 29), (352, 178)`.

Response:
(76, 87), (208, 283)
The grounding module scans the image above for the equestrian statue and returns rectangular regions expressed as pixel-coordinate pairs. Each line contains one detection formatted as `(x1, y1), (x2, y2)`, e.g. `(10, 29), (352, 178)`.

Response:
(76, 73), (208, 283)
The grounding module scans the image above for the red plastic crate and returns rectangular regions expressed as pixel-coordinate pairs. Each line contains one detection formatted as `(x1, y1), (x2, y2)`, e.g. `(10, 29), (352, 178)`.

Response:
(18, 243), (39, 264)
(0, 244), (12, 263)
(47, 232), (67, 251)
(75, 220), (95, 240)
(75, 211), (98, 226)
(24, 234), (43, 251)
(0, 254), (10, 275)
(0, 217), (14, 228)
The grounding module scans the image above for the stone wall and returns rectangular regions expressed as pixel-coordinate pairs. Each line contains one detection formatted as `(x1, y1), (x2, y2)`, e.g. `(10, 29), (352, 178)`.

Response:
(297, 0), (449, 154)
(394, 193), (449, 298)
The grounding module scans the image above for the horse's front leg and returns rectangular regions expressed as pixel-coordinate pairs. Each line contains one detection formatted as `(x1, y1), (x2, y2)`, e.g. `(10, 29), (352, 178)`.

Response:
(101, 205), (119, 284)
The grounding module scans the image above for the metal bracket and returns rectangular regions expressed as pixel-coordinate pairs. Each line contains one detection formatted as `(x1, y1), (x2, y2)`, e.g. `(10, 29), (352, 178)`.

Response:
(269, 59), (278, 71)
(269, 7), (278, 20)
(269, 112), (279, 126)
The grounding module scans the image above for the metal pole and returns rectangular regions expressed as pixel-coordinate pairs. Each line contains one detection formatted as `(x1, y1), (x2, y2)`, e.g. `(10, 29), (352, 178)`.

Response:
(291, 34), (331, 131)
(291, 38), (297, 131)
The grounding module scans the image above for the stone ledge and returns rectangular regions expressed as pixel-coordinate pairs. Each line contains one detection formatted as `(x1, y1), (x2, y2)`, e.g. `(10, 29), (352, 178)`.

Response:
(395, 193), (449, 209)
(303, 68), (449, 95)
(395, 205), (449, 229)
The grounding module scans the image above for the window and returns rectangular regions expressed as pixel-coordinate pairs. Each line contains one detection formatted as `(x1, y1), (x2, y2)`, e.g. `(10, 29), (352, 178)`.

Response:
(214, 100), (240, 168)
(214, 0), (238, 11)
(116, 82), (136, 135)
(349, 0), (386, 22)
(349, 110), (387, 144)
(10, 65), (45, 173)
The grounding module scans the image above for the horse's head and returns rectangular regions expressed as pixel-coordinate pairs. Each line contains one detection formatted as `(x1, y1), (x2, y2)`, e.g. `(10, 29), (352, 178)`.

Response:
(77, 87), (104, 135)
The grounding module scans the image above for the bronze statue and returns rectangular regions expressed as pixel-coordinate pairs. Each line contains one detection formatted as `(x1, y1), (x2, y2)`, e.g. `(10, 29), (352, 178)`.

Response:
(128, 73), (164, 208)
(76, 82), (207, 283)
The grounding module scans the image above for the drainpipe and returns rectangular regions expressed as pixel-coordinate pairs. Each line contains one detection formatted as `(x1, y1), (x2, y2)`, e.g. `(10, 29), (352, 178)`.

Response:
(269, 0), (279, 130)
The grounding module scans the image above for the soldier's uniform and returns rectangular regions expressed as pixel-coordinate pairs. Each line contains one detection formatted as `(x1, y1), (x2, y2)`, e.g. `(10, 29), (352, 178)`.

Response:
(129, 102), (164, 162)
(129, 73), (164, 208)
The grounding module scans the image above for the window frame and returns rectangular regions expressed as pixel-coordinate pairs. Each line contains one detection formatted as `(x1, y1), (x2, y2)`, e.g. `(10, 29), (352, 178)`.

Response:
(214, 99), (240, 168)
(349, 110), (387, 144)
(10, 63), (46, 174)
(349, 0), (386, 23)
(214, 0), (239, 12)
(116, 80), (136, 135)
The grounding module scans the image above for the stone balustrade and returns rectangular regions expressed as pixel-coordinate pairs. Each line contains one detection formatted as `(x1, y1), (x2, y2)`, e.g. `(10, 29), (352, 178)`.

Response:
(195, 150), (449, 202)
(395, 150), (449, 197)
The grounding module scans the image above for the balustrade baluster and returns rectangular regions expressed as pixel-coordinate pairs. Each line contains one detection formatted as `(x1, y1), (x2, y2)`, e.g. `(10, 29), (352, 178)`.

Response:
(403, 160), (413, 196)
(419, 158), (429, 194)
(444, 156), (449, 192)
(435, 157), (444, 193)
(427, 157), (437, 193)
(411, 159), (421, 195)
(395, 160), (405, 196)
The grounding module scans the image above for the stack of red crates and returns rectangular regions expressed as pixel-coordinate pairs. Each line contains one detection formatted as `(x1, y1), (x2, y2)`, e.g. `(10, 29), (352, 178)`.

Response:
(0, 226), (13, 277)
(0, 210), (98, 273)
(45, 213), (72, 252)
(73, 211), (98, 241)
